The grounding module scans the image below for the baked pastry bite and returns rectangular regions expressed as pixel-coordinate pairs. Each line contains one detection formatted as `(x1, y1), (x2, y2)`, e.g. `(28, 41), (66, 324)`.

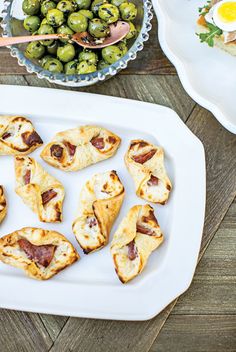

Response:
(40, 125), (121, 172)
(0, 115), (43, 155)
(111, 204), (164, 283)
(0, 186), (7, 224)
(0, 227), (79, 280)
(72, 170), (125, 254)
(15, 156), (65, 222)
(125, 139), (172, 205)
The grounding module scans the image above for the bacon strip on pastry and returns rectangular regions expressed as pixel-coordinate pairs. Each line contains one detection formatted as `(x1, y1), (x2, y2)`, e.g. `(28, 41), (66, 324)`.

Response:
(40, 125), (121, 172)
(111, 204), (164, 283)
(15, 156), (65, 223)
(0, 116), (43, 155)
(72, 170), (125, 254)
(125, 140), (172, 205)
(0, 227), (79, 280)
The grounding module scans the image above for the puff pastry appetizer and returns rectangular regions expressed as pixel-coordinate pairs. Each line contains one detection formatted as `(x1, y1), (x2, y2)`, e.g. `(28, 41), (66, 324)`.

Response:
(0, 115), (43, 155)
(0, 186), (7, 224)
(0, 227), (79, 280)
(15, 156), (65, 222)
(111, 204), (164, 283)
(125, 140), (172, 205)
(72, 170), (125, 254)
(40, 125), (121, 172)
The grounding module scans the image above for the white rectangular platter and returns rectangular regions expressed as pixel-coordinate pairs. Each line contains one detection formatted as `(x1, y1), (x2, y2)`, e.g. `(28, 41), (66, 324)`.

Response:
(0, 85), (205, 320)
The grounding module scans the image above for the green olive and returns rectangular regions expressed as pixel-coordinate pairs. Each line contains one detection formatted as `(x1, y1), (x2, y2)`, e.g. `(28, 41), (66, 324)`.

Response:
(57, 43), (76, 62)
(46, 8), (65, 27)
(117, 41), (128, 55)
(23, 15), (41, 32)
(91, 0), (108, 15)
(78, 50), (98, 64)
(25, 41), (46, 59)
(67, 12), (88, 32)
(111, 0), (125, 6)
(41, 55), (54, 67)
(98, 4), (119, 24)
(22, 0), (40, 15)
(44, 57), (64, 72)
(125, 21), (136, 39)
(119, 2), (137, 21)
(47, 40), (59, 54)
(57, 0), (76, 15)
(88, 18), (109, 38)
(41, 18), (49, 25)
(78, 9), (93, 19)
(101, 45), (122, 64)
(97, 59), (109, 70)
(74, 0), (91, 9)
(64, 60), (78, 73)
(77, 60), (97, 74)
(38, 24), (55, 46)
(57, 24), (74, 42)
(41, 0), (56, 16)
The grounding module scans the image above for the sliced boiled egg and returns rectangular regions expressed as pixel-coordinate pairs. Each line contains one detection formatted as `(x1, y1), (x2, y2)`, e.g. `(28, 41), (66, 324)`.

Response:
(213, 0), (236, 32)
(205, 6), (215, 25)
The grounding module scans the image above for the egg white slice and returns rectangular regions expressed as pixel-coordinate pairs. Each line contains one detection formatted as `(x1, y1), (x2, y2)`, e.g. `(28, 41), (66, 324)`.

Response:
(205, 5), (215, 25)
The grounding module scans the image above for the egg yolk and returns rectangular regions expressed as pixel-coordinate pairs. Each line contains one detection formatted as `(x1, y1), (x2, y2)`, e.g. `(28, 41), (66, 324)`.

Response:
(218, 2), (236, 23)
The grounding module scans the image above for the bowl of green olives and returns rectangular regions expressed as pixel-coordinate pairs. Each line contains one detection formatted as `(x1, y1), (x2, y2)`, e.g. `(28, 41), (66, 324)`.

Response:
(1, 0), (152, 86)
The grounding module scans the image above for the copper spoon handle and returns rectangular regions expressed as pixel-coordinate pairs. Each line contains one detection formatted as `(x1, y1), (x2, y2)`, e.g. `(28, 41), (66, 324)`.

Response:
(0, 34), (60, 47)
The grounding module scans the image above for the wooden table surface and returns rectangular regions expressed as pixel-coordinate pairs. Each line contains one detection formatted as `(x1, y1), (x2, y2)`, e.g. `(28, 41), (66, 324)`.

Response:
(0, 16), (236, 352)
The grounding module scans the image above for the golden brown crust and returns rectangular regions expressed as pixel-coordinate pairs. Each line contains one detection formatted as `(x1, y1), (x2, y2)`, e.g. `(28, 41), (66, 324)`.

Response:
(0, 116), (43, 155)
(0, 186), (7, 224)
(15, 156), (65, 223)
(40, 125), (121, 172)
(111, 204), (164, 283)
(125, 140), (172, 204)
(72, 170), (125, 254)
(0, 227), (79, 280)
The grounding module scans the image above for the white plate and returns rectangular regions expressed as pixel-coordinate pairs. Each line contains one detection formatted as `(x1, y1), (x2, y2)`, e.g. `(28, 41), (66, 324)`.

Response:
(153, 0), (236, 134)
(0, 85), (205, 320)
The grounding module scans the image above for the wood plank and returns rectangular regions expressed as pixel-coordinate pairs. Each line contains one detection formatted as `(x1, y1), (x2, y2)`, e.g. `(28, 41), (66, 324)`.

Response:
(149, 139), (236, 349)
(0, 75), (28, 86)
(172, 197), (236, 315)
(192, 229), (236, 276)
(0, 309), (53, 352)
(0, 17), (176, 76)
(49, 303), (176, 352)
(24, 75), (195, 122)
(172, 240), (236, 314)
(150, 315), (236, 352)
(39, 315), (68, 342)
(173, 278), (236, 315)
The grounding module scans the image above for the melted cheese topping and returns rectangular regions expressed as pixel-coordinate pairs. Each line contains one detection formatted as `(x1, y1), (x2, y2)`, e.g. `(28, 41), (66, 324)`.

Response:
(93, 171), (123, 199)
(115, 245), (141, 282)
(141, 178), (169, 203)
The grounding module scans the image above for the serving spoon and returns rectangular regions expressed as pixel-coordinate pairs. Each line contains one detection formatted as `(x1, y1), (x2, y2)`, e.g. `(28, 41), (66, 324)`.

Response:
(0, 21), (130, 49)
